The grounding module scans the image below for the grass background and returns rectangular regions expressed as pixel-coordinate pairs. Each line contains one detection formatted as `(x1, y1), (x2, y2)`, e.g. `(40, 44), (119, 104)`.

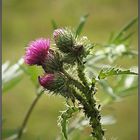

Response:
(2, 0), (138, 140)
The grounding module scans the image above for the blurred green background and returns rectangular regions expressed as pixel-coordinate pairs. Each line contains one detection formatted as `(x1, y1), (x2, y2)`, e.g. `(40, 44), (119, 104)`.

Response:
(2, 0), (138, 140)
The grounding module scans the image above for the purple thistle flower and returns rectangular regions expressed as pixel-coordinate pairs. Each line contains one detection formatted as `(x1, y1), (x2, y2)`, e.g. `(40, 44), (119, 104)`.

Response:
(38, 74), (55, 89)
(24, 38), (50, 65)
(38, 73), (67, 92)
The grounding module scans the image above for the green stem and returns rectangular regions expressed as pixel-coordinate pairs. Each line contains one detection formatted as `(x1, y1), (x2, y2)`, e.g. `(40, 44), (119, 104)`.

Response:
(16, 90), (44, 140)
(69, 87), (89, 110)
(63, 65), (104, 139)
(70, 86), (104, 140)
(77, 62), (89, 88)
(62, 70), (87, 93)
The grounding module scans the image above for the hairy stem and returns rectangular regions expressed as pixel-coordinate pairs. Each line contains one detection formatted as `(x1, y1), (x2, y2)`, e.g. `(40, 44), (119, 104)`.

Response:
(77, 62), (89, 88)
(62, 62), (104, 139)
(62, 69), (87, 93)
(70, 86), (104, 140)
(16, 90), (44, 140)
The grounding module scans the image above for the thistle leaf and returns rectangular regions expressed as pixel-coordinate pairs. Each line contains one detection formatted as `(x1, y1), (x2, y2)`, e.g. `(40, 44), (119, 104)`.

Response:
(58, 105), (78, 140)
(98, 67), (138, 80)
(119, 31), (135, 42)
(99, 80), (120, 100)
(2, 76), (23, 93)
(111, 17), (138, 43)
(19, 64), (41, 87)
(75, 14), (89, 37)
(2, 58), (24, 93)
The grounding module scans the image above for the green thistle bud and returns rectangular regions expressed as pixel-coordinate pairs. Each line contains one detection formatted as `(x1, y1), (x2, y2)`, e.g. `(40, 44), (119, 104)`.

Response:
(42, 49), (63, 73)
(53, 28), (94, 64)
(53, 28), (76, 53)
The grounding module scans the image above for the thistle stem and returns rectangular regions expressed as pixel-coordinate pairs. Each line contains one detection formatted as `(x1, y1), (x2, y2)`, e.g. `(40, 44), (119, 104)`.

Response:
(77, 61), (89, 88)
(16, 90), (44, 140)
(62, 69), (87, 93)
(70, 86), (104, 140)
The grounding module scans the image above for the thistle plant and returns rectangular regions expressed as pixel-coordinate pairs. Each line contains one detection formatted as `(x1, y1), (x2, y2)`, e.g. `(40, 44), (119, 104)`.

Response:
(21, 20), (137, 140)
(23, 29), (105, 139)
(3, 16), (137, 140)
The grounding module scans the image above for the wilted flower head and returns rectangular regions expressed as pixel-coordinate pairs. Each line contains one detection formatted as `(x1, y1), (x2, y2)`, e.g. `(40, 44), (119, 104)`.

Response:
(38, 73), (67, 92)
(24, 38), (50, 65)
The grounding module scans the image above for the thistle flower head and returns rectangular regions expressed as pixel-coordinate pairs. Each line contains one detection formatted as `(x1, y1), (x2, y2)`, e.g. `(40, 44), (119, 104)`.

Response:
(38, 73), (66, 92)
(53, 28), (92, 64)
(53, 28), (75, 53)
(24, 38), (50, 65)
(38, 73), (55, 89)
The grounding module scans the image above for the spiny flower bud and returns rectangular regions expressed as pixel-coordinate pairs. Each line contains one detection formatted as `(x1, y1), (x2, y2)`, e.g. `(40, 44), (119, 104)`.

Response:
(38, 73), (74, 98)
(24, 38), (50, 66)
(53, 28), (75, 53)
(38, 73), (55, 89)
(53, 28), (90, 64)
(42, 49), (63, 73)
(38, 72), (67, 92)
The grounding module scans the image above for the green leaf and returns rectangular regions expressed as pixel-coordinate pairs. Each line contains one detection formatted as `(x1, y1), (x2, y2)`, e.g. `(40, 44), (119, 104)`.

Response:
(99, 80), (120, 100)
(2, 58), (24, 93)
(20, 64), (41, 87)
(2, 76), (23, 93)
(98, 67), (138, 80)
(114, 74), (138, 97)
(119, 31), (135, 42)
(111, 17), (138, 43)
(75, 14), (89, 37)
(118, 17), (137, 33)
(116, 85), (138, 97)
(51, 19), (58, 30)
(58, 105), (78, 140)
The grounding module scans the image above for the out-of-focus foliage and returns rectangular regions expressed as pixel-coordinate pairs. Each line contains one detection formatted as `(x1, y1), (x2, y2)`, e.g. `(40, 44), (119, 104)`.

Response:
(2, 58), (24, 93)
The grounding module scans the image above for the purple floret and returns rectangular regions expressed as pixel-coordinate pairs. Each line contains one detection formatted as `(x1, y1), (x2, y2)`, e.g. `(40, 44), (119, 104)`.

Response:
(24, 38), (50, 65)
(38, 74), (54, 88)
